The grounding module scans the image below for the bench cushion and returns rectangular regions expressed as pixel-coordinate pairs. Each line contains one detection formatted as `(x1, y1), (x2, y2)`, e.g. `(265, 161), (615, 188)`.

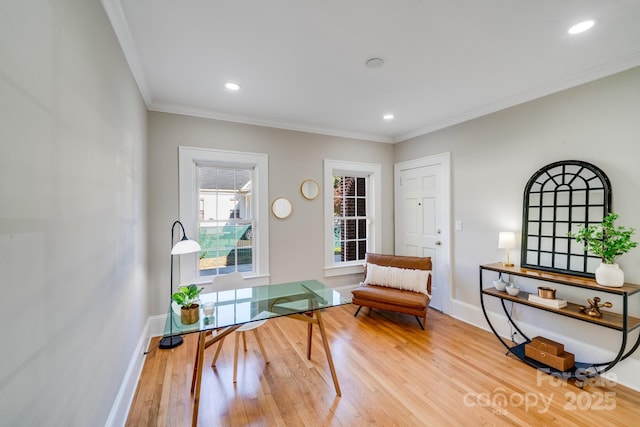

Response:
(352, 284), (429, 309)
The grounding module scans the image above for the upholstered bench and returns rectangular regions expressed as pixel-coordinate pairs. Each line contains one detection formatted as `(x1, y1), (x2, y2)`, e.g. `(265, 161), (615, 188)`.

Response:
(351, 253), (432, 329)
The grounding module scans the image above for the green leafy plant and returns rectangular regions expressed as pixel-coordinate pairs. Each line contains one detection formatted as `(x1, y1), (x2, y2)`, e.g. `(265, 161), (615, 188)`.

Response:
(568, 213), (638, 264)
(171, 284), (204, 308)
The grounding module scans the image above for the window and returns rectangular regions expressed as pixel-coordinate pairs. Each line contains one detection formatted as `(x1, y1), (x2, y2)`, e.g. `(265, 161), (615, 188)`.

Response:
(334, 176), (367, 263)
(197, 166), (253, 277)
(179, 147), (269, 285)
(324, 160), (381, 276)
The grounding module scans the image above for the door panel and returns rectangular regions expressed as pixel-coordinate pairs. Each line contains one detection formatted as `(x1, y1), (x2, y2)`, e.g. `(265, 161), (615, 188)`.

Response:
(396, 156), (450, 313)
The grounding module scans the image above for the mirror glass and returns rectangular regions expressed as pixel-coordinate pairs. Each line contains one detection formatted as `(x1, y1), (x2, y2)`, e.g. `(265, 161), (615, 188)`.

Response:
(272, 197), (292, 219)
(300, 179), (320, 200)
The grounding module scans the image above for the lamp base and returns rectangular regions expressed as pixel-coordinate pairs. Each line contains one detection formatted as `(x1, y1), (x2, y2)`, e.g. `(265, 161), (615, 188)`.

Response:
(159, 335), (183, 349)
(502, 262), (515, 267)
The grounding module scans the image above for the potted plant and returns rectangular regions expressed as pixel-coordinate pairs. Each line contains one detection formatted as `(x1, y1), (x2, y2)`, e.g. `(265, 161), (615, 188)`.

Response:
(568, 213), (638, 287)
(172, 284), (204, 324)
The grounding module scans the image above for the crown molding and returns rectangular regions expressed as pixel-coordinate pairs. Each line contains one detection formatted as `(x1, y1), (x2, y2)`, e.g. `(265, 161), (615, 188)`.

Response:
(149, 102), (394, 143)
(101, 0), (153, 107)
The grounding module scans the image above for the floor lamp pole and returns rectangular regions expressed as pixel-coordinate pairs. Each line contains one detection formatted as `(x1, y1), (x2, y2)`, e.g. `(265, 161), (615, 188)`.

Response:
(159, 223), (185, 349)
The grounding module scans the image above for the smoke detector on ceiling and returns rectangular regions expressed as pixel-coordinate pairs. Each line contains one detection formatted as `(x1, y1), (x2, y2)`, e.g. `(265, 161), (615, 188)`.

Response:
(365, 57), (384, 68)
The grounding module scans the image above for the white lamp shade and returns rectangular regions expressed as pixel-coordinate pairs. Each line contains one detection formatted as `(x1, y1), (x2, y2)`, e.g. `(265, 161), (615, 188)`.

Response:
(498, 232), (516, 249)
(171, 238), (201, 255)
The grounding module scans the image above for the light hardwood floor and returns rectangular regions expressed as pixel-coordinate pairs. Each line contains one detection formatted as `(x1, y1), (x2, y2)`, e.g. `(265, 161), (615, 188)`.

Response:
(127, 304), (640, 426)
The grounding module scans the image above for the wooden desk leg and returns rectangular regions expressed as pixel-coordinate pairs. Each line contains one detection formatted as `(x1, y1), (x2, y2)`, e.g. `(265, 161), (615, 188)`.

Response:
(306, 312), (313, 360)
(314, 309), (341, 396)
(190, 325), (240, 426)
(190, 333), (201, 393)
(192, 331), (206, 427)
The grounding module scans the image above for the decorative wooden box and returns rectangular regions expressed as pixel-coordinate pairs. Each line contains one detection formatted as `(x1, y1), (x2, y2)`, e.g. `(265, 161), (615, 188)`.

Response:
(525, 339), (575, 371)
(529, 336), (564, 356)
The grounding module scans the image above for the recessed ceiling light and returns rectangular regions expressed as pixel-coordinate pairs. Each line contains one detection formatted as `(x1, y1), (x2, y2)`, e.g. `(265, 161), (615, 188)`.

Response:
(383, 114), (394, 120)
(225, 82), (241, 91)
(568, 20), (595, 35)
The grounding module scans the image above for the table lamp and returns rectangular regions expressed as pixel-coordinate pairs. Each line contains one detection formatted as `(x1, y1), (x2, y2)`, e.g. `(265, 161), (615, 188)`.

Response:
(159, 220), (202, 349)
(498, 231), (516, 267)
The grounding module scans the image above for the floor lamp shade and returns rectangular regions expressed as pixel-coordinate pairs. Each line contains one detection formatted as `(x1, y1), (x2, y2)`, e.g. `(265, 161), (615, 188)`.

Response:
(171, 237), (201, 255)
(159, 221), (202, 349)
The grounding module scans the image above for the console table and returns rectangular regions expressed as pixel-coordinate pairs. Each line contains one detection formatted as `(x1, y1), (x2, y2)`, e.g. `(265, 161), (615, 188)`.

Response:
(479, 263), (640, 380)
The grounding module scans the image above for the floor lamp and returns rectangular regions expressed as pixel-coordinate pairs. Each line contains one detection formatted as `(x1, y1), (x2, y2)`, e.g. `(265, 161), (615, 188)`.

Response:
(159, 220), (202, 349)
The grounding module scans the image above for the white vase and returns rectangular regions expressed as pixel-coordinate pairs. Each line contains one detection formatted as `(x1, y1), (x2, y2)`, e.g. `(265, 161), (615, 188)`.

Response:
(595, 263), (624, 287)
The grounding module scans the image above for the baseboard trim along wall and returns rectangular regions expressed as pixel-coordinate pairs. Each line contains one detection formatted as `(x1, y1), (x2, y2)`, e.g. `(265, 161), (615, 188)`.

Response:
(105, 316), (159, 427)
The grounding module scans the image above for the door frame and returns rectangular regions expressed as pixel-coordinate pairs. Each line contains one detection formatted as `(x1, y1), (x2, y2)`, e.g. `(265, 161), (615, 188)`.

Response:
(394, 152), (452, 314)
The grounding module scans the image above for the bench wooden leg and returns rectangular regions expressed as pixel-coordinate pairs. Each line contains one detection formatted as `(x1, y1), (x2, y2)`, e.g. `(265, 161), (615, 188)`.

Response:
(354, 306), (363, 317)
(415, 316), (425, 330)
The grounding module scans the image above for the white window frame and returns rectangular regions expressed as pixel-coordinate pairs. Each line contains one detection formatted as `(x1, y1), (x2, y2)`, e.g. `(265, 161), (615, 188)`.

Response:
(323, 159), (381, 277)
(178, 146), (270, 286)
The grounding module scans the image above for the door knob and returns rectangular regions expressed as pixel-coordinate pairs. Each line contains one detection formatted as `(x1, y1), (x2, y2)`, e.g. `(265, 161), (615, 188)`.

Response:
(435, 241), (442, 246)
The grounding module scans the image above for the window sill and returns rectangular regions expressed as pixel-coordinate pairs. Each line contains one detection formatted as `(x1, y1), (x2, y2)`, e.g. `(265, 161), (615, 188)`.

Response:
(324, 264), (365, 277)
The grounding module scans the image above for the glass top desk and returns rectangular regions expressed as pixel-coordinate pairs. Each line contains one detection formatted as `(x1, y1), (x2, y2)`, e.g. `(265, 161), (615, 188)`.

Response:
(162, 279), (351, 427)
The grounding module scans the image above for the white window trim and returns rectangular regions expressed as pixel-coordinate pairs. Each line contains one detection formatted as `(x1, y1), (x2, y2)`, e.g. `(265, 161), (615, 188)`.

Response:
(323, 159), (381, 277)
(178, 146), (270, 286)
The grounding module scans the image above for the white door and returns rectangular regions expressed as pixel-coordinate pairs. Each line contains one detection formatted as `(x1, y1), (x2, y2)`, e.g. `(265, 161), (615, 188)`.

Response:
(395, 153), (451, 313)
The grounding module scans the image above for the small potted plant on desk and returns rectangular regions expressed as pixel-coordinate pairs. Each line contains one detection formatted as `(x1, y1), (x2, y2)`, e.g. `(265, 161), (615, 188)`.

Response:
(569, 213), (638, 287)
(172, 284), (204, 324)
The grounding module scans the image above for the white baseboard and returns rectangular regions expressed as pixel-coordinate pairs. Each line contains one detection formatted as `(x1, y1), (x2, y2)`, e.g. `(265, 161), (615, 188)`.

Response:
(451, 298), (640, 392)
(104, 317), (157, 427)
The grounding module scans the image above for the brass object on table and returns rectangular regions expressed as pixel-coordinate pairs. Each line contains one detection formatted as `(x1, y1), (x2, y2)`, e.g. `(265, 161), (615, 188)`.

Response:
(537, 286), (556, 299)
(578, 297), (613, 318)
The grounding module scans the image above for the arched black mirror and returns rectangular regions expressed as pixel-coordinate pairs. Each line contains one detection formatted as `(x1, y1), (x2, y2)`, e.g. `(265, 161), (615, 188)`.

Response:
(521, 160), (611, 278)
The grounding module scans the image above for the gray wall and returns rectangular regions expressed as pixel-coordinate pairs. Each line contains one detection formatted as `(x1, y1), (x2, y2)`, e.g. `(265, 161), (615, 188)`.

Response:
(0, 1), (148, 425)
(395, 66), (640, 361)
(3, 2), (640, 424)
(147, 112), (395, 315)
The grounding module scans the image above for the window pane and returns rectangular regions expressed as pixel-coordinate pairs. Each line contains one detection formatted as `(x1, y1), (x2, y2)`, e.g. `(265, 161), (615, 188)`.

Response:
(357, 219), (367, 239)
(356, 177), (366, 196)
(357, 198), (366, 216)
(198, 166), (254, 276)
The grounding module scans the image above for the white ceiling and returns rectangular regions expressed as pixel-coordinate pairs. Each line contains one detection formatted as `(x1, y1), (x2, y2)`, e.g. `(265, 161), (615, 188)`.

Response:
(103, 0), (640, 143)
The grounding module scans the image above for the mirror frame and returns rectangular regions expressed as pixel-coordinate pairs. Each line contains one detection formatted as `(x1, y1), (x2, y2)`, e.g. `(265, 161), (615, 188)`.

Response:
(272, 197), (292, 219)
(300, 179), (320, 200)
(521, 160), (611, 278)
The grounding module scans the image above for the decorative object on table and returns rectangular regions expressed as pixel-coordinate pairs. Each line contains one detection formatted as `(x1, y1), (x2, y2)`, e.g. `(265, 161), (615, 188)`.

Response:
(172, 284), (204, 325)
(202, 302), (215, 318)
(528, 294), (568, 308)
(568, 213), (637, 287)
(493, 277), (508, 291)
(578, 296), (613, 318)
(300, 178), (320, 200)
(272, 196), (292, 219)
(537, 286), (556, 299)
(159, 220), (202, 349)
(525, 336), (575, 371)
(505, 282), (520, 296)
(498, 231), (516, 267)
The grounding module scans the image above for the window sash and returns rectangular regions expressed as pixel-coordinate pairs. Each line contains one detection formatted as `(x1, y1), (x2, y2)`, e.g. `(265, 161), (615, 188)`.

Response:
(197, 165), (255, 277)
